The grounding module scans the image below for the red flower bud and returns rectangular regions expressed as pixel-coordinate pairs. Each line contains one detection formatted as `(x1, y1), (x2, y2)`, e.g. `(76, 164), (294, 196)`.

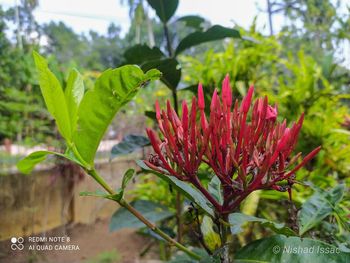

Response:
(145, 75), (321, 214)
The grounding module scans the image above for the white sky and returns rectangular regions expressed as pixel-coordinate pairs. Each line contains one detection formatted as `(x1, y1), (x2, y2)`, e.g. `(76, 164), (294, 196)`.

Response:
(1, 0), (282, 35)
(1, 0), (349, 67)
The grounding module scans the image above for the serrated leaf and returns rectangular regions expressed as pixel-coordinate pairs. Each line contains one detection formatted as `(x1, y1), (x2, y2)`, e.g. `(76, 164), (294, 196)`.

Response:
(235, 235), (350, 263)
(73, 66), (160, 165)
(146, 0), (178, 23)
(109, 199), (173, 231)
(229, 213), (296, 237)
(175, 25), (241, 56)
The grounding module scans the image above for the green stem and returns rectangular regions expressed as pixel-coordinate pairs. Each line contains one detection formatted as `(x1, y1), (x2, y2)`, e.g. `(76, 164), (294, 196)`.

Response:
(87, 168), (201, 260)
(219, 214), (230, 263)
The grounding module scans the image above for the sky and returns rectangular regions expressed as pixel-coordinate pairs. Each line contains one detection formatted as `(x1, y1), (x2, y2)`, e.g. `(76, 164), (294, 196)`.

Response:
(1, 0), (282, 35)
(1, 0), (349, 67)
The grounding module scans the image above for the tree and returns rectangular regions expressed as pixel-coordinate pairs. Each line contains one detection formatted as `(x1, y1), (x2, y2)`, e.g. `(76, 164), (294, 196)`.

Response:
(0, 6), (51, 142)
(267, 0), (350, 54)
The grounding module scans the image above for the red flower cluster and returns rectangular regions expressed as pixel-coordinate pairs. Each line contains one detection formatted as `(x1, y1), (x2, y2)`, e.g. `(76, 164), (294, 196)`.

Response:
(145, 75), (321, 214)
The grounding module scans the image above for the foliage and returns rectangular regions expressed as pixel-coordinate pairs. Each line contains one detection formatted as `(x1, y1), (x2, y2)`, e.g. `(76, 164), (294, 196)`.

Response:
(18, 53), (160, 172)
(229, 213), (296, 237)
(16, 54), (206, 261)
(110, 199), (174, 231)
(298, 184), (346, 235)
(121, 0), (241, 96)
(179, 26), (350, 252)
(180, 30), (350, 178)
(42, 22), (125, 70)
(0, 7), (51, 142)
(235, 235), (350, 262)
(271, 0), (350, 58)
(85, 249), (120, 263)
(5, 0), (350, 262)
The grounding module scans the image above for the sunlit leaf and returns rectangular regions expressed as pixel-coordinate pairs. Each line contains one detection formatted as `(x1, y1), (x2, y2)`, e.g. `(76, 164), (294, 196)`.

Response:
(73, 66), (161, 165)
(33, 51), (72, 142)
(201, 215), (221, 251)
(17, 150), (83, 174)
(65, 68), (84, 133)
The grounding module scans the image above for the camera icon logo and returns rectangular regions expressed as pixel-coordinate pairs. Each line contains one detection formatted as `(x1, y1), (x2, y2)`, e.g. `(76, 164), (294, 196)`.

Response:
(11, 237), (24, 250)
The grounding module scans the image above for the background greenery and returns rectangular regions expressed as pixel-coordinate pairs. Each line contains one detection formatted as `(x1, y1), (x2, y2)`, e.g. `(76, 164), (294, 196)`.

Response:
(1, 0), (350, 261)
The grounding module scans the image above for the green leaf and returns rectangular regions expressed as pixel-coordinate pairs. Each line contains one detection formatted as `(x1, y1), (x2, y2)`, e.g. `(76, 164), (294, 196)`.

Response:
(146, 0), (179, 23)
(79, 189), (109, 198)
(141, 226), (176, 241)
(235, 235), (350, 263)
(33, 51), (72, 142)
(17, 150), (83, 174)
(142, 58), (181, 90)
(144, 110), (156, 120)
(65, 68), (84, 134)
(111, 134), (150, 159)
(109, 199), (173, 231)
(201, 216), (221, 251)
(73, 66), (160, 165)
(208, 175), (223, 205)
(80, 189), (124, 202)
(175, 25), (241, 56)
(229, 213), (296, 237)
(136, 160), (215, 217)
(176, 15), (206, 30)
(331, 129), (350, 136)
(121, 168), (135, 189)
(123, 44), (164, 65)
(170, 248), (211, 263)
(177, 84), (198, 93)
(298, 184), (345, 235)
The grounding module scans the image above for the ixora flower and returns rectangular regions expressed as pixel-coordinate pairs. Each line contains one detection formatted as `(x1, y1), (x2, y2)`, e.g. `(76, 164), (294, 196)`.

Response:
(145, 75), (321, 214)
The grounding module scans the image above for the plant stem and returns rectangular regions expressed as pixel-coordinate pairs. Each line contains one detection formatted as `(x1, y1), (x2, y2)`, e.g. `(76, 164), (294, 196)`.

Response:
(219, 214), (230, 263)
(191, 176), (222, 213)
(163, 23), (173, 57)
(87, 168), (201, 260)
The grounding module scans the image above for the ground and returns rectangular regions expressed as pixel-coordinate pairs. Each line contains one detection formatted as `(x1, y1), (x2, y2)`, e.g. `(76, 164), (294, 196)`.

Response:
(0, 219), (160, 263)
